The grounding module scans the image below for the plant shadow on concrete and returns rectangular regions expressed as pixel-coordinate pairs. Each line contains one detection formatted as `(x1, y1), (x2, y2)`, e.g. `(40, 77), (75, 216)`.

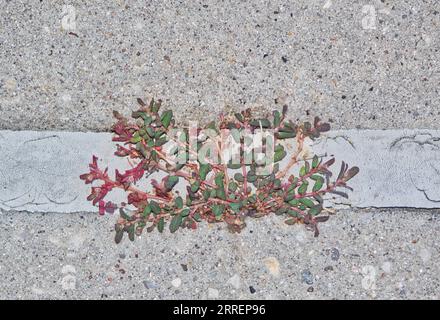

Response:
(80, 98), (359, 243)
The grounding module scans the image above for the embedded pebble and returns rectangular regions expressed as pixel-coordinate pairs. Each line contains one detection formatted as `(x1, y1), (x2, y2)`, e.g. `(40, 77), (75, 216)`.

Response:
(228, 274), (241, 289)
(249, 286), (256, 294)
(171, 278), (182, 288)
(143, 280), (158, 289)
(208, 287), (219, 299)
(330, 248), (340, 261)
(382, 261), (392, 273)
(263, 257), (280, 277)
(301, 270), (314, 285)
(419, 248), (431, 263)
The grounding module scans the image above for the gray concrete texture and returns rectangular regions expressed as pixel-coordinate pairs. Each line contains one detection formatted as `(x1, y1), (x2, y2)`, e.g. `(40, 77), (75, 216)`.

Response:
(0, 0), (439, 131)
(1, 208), (439, 300)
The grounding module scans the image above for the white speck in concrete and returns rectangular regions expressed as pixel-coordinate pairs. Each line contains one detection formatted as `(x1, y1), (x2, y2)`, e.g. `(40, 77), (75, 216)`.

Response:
(171, 278), (182, 288)
(208, 287), (219, 299)
(419, 247), (431, 263)
(323, 0), (332, 9)
(361, 265), (377, 291)
(228, 274), (241, 289)
(382, 261), (392, 273)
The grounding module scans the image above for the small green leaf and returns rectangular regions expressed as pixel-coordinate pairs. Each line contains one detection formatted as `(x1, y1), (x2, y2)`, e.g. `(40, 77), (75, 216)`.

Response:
(249, 119), (271, 128)
(130, 132), (142, 143)
(142, 205), (152, 218)
(128, 224), (135, 241)
(175, 196), (183, 209)
(160, 110), (173, 128)
(191, 181), (201, 193)
(229, 202), (242, 213)
(228, 181), (238, 192)
(309, 205), (323, 216)
(274, 146), (287, 162)
(288, 199), (299, 206)
(216, 188), (226, 200)
(157, 217), (165, 233)
(235, 113), (244, 123)
(276, 131), (296, 139)
(193, 212), (202, 222)
(273, 110), (281, 127)
(165, 176), (179, 190)
(115, 230), (123, 244)
(214, 172), (225, 188)
(150, 201), (161, 215)
(146, 127), (155, 138)
(169, 214), (183, 233)
(312, 178), (324, 192)
(299, 165), (308, 177)
(234, 173), (244, 182)
(298, 182), (308, 195)
(312, 155), (320, 169)
(199, 163), (211, 180)
(212, 204), (225, 220)
(299, 198), (314, 208)
(227, 162), (242, 169)
(181, 208), (190, 217)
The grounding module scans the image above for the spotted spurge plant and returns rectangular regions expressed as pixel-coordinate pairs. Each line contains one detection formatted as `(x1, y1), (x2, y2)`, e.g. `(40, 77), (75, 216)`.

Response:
(80, 98), (359, 243)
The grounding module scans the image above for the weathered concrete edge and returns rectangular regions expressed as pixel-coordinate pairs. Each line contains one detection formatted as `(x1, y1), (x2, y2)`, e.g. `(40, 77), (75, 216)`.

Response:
(1, 129), (440, 213)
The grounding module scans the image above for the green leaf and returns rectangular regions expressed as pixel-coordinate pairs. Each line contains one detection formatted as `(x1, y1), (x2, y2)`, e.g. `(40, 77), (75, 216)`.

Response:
(119, 208), (132, 221)
(312, 155), (320, 169)
(249, 119), (271, 128)
(169, 214), (183, 233)
(142, 205), (152, 218)
(288, 199), (299, 206)
(235, 113), (244, 123)
(299, 198), (315, 208)
(299, 165), (308, 177)
(216, 188), (226, 200)
(227, 162), (242, 169)
(155, 136), (168, 147)
(181, 208), (190, 217)
(312, 178), (324, 192)
(175, 196), (183, 209)
(193, 212), (202, 222)
(212, 204), (225, 220)
(214, 172), (225, 188)
(229, 202), (242, 213)
(150, 201), (161, 215)
(228, 181), (238, 192)
(160, 110), (173, 128)
(273, 110), (281, 127)
(309, 205), (323, 216)
(165, 176), (179, 190)
(157, 217), (165, 233)
(146, 126), (155, 138)
(191, 181), (201, 193)
(287, 210), (300, 217)
(130, 132), (142, 143)
(128, 224), (135, 241)
(298, 182), (308, 195)
(276, 131), (296, 139)
(203, 189), (211, 200)
(234, 173), (244, 182)
(115, 230), (124, 244)
(274, 145), (286, 162)
(199, 163), (211, 180)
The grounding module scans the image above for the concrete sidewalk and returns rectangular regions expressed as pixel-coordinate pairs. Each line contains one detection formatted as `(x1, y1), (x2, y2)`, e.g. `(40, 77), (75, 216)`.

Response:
(1, 208), (438, 300)
(0, 0), (439, 131)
